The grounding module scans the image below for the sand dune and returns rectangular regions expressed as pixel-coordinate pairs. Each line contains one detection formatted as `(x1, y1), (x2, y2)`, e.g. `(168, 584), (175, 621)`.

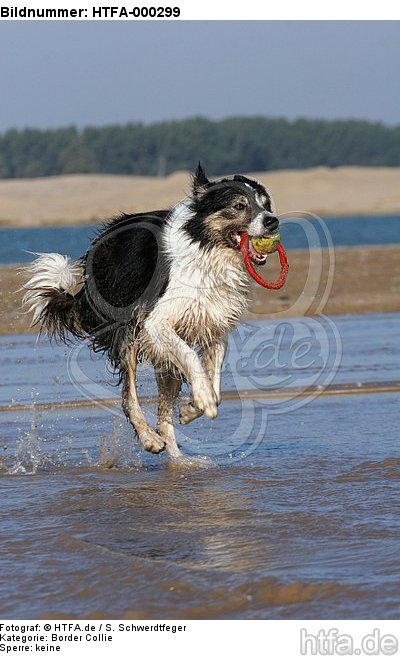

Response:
(1, 166), (400, 227)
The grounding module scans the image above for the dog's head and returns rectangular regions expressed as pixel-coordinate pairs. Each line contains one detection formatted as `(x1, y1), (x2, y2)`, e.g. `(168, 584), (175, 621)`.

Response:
(183, 164), (279, 265)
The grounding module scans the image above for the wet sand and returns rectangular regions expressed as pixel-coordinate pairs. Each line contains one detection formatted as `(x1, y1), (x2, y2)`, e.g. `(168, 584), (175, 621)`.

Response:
(1, 167), (400, 227)
(2, 245), (399, 336)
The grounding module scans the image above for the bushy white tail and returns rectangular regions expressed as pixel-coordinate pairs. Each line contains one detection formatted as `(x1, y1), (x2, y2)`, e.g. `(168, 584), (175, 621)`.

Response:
(22, 253), (83, 334)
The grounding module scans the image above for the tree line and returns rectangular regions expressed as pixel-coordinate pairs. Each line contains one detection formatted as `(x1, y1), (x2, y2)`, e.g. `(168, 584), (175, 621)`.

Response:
(0, 116), (399, 179)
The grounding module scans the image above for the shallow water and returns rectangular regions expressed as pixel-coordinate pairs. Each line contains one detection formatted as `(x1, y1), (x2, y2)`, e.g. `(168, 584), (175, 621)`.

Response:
(1, 313), (399, 619)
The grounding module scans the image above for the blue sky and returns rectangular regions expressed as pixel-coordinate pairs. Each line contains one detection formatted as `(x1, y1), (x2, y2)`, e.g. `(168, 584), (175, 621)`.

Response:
(0, 21), (399, 130)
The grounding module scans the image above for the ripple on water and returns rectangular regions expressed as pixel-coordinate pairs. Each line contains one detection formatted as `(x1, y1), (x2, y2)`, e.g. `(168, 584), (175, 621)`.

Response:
(1, 314), (400, 619)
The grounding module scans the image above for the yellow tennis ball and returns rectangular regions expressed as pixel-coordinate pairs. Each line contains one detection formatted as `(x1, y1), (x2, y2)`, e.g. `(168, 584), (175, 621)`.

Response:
(251, 233), (281, 254)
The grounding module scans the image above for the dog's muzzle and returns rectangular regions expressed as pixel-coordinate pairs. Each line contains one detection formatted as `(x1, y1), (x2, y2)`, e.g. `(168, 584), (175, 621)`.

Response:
(247, 211), (279, 237)
(263, 213), (279, 234)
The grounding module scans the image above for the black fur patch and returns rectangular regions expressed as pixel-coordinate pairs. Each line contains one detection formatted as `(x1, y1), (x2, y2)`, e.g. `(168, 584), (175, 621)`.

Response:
(39, 290), (82, 344)
(74, 210), (171, 367)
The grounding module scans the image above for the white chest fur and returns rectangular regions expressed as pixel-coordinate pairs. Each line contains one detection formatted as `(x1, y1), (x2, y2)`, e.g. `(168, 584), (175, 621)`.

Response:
(145, 202), (249, 348)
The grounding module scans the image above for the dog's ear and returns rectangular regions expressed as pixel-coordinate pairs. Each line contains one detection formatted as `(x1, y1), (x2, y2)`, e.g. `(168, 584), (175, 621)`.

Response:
(233, 174), (249, 185)
(192, 162), (210, 195)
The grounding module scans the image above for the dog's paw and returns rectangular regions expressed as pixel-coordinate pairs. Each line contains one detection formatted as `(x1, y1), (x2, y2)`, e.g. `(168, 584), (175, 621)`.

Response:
(192, 380), (218, 420)
(139, 429), (166, 454)
(179, 402), (201, 425)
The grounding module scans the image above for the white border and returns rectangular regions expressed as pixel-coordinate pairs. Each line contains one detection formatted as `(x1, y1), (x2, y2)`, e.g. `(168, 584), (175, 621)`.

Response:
(0, 620), (399, 655)
(0, 0), (399, 20)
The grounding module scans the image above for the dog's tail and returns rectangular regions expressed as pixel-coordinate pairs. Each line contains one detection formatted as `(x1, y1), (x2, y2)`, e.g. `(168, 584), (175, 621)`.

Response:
(22, 253), (85, 341)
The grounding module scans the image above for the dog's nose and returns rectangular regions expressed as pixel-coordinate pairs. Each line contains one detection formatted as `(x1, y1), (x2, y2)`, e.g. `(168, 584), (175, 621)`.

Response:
(263, 213), (279, 233)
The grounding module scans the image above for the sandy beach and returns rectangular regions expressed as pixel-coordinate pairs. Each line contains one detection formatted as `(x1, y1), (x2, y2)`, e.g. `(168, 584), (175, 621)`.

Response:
(2, 245), (399, 336)
(1, 166), (400, 227)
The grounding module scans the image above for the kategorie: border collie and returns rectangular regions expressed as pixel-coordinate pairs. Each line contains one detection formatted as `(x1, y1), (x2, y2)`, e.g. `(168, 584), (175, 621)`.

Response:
(23, 165), (279, 458)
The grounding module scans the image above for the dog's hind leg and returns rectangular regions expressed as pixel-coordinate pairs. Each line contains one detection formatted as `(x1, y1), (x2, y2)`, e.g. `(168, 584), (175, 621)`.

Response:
(122, 345), (166, 454)
(155, 368), (182, 458)
(180, 339), (227, 426)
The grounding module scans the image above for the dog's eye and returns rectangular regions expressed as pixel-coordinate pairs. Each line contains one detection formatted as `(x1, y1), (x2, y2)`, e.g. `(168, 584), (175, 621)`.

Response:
(234, 203), (246, 211)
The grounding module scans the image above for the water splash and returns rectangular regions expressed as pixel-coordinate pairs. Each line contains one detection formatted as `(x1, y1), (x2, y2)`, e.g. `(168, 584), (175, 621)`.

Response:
(8, 411), (42, 475)
(98, 415), (143, 469)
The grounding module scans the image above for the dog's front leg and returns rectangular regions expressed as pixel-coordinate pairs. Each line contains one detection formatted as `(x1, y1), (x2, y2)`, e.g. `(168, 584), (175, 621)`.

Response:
(179, 339), (227, 426)
(155, 368), (182, 458)
(204, 338), (227, 405)
(122, 345), (166, 454)
(144, 323), (218, 420)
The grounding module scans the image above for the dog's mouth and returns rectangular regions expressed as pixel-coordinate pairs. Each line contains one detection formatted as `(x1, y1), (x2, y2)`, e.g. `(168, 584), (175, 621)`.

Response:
(230, 231), (268, 265)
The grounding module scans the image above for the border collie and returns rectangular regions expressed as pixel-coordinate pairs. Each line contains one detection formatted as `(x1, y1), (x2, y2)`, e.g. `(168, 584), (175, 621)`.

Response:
(23, 165), (279, 458)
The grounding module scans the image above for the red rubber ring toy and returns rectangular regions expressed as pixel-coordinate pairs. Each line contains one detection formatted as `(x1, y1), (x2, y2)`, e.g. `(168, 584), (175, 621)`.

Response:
(240, 233), (289, 290)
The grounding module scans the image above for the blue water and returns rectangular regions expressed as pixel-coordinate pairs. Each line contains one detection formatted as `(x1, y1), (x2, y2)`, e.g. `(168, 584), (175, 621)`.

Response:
(1, 214), (399, 264)
(0, 224), (96, 264)
(1, 313), (400, 619)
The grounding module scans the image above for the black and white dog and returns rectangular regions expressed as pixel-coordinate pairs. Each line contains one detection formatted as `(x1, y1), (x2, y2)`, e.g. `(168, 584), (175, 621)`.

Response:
(23, 165), (279, 458)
